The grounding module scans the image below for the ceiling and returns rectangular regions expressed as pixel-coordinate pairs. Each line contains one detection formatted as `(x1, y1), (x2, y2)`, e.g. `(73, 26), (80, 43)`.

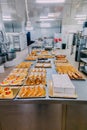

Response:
(0, 0), (87, 27)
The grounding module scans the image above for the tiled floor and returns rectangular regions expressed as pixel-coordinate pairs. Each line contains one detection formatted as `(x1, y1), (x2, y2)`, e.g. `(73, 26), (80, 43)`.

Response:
(0, 47), (86, 82)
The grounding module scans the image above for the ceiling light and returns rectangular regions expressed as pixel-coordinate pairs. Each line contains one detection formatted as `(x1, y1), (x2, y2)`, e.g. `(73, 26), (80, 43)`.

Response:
(3, 18), (12, 21)
(3, 15), (11, 19)
(2, 15), (13, 21)
(40, 18), (55, 21)
(40, 16), (48, 19)
(48, 13), (60, 18)
(48, 13), (55, 17)
(36, 0), (65, 4)
(75, 17), (86, 20)
(76, 14), (87, 18)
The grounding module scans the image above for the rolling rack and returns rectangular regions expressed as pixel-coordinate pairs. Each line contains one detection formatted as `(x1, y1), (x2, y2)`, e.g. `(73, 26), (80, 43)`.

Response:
(78, 37), (87, 75)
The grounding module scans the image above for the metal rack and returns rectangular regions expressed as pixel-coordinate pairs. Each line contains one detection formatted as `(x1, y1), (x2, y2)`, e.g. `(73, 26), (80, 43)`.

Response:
(78, 50), (87, 74)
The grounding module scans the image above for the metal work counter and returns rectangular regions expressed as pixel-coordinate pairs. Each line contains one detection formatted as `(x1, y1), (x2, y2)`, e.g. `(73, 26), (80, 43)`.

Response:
(0, 59), (87, 130)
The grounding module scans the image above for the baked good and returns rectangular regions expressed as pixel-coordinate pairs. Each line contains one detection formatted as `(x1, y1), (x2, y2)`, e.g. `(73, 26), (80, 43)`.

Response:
(0, 87), (13, 98)
(25, 73), (46, 85)
(56, 64), (84, 79)
(18, 85), (45, 98)
(0, 87), (3, 98)
(35, 63), (51, 68)
(3, 87), (13, 98)
(25, 56), (37, 61)
(30, 68), (46, 73)
(16, 62), (32, 68)
(0, 80), (10, 86)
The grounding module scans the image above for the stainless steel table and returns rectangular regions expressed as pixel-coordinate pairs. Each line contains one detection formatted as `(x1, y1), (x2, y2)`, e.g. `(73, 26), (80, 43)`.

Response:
(0, 59), (87, 130)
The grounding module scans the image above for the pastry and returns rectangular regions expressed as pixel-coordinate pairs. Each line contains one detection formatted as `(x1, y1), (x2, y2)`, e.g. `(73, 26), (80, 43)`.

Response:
(0, 87), (13, 98)
(0, 87), (3, 98)
(18, 85), (45, 98)
(16, 62), (32, 68)
(0, 80), (10, 86)
(25, 56), (37, 61)
(3, 87), (13, 98)
(56, 64), (84, 79)
(25, 73), (46, 85)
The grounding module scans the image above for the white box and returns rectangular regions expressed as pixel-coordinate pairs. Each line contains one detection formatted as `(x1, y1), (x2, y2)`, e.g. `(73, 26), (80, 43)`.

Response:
(52, 74), (75, 95)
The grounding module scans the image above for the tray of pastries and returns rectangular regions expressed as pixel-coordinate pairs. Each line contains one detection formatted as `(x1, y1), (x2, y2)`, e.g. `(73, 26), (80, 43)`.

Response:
(0, 74), (26, 86)
(55, 59), (68, 63)
(35, 63), (51, 68)
(56, 55), (66, 60)
(55, 63), (71, 67)
(40, 50), (49, 55)
(38, 55), (54, 59)
(17, 85), (46, 98)
(0, 86), (19, 99)
(25, 56), (37, 61)
(30, 68), (46, 73)
(16, 62), (33, 68)
(56, 65), (86, 80)
(30, 50), (38, 56)
(11, 68), (28, 76)
(24, 72), (46, 85)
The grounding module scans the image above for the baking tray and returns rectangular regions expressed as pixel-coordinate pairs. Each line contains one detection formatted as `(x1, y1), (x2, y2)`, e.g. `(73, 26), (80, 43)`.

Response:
(25, 56), (37, 61)
(0, 87), (20, 99)
(35, 63), (52, 68)
(16, 86), (46, 98)
(0, 75), (28, 86)
(29, 68), (47, 73)
(56, 69), (86, 80)
(24, 76), (47, 86)
(0, 70), (29, 86)
(37, 60), (51, 63)
(15, 63), (33, 68)
(49, 81), (78, 99)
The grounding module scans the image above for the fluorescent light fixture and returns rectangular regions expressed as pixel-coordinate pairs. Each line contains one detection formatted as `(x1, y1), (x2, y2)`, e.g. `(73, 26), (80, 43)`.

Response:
(48, 13), (60, 18)
(40, 16), (48, 19)
(40, 23), (51, 27)
(40, 18), (55, 21)
(3, 18), (12, 21)
(48, 13), (55, 17)
(36, 0), (65, 3)
(76, 14), (87, 18)
(3, 15), (11, 19)
(2, 15), (12, 21)
(75, 17), (86, 20)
